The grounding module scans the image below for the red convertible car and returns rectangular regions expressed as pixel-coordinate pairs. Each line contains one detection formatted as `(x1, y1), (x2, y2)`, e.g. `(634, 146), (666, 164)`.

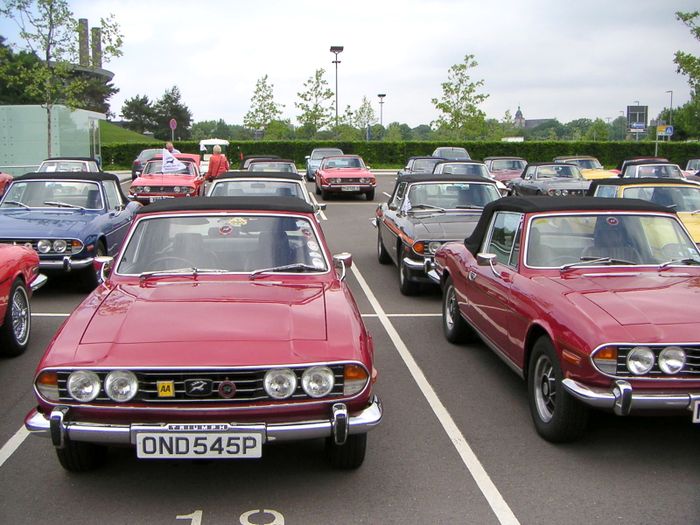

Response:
(25, 197), (381, 471)
(314, 155), (376, 200)
(431, 196), (700, 442)
(0, 244), (46, 356)
(129, 154), (203, 204)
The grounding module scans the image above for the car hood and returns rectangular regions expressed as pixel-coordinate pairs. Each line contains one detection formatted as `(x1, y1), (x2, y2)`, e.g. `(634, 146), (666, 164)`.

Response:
(410, 212), (481, 239)
(492, 170), (522, 181)
(538, 178), (591, 189)
(548, 272), (700, 326)
(580, 169), (619, 180)
(319, 168), (372, 178)
(80, 281), (328, 346)
(132, 174), (197, 186)
(0, 209), (98, 238)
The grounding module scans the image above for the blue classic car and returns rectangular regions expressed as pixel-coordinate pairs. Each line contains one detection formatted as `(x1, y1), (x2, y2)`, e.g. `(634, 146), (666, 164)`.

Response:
(0, 172), (140, 289)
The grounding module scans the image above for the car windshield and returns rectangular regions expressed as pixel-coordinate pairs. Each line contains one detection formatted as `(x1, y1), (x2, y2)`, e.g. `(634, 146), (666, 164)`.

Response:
(439, 163), (489, 177)
(568, 159), (602, 169)
(526, 214), (700, 268)
(412, 159), (442, 173)
(1, 180), (103, 209)
(634, 165), (683, 178)
(38, 161), (87, 172)
(249, 162), (296, 172)
(143, 160), (195, 176)
(622, 185), (700, 212)
(687, 159), (700, 171)
(323, 157), (364, 169)
(311, 149), (343, 160)
(491, 159), (525, 171)
(435, 148), (470, 160)
(210, 180), (305, 200)
(536, 165), (582, 179)
(137, 149), (160, 162)
(405, 182), (500, 210)
(117, 214), (328, 274)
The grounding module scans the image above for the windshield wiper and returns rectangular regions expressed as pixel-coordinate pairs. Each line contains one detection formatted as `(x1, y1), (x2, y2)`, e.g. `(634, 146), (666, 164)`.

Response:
(409, 204), (446, 213)
(454, 204), (484, 209)
(559, 256), (637, 271)
(658, 258), (700, 269)
(138, 267), (227, 280)
(43, 201), (85, 210)
(249, 263), (319, 279)
(3, 200), (30, 209)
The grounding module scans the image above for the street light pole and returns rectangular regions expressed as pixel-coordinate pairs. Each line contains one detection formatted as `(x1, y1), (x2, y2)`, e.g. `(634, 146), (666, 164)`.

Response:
(330, 46), (344, 128)
(377, 93), (386, 127)
(633, 100), (640, 142)
(666, 90), (673, 127)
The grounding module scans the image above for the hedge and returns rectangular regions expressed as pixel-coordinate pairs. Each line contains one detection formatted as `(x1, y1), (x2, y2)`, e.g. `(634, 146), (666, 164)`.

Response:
(102, 140), (700, 169)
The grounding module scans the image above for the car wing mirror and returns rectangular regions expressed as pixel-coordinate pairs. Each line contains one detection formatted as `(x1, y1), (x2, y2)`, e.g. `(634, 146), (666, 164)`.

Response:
(315, 203), (327, 211)
(333, 252), (353, 281)
(388, 203), (398, 211)
(476, 252), (500, 278)
(94, 255), (114, 283)
(305, 155), (310, 160)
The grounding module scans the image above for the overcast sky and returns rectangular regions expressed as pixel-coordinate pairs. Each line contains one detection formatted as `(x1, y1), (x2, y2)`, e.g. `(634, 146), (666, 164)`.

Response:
(1, 0), (698, 128)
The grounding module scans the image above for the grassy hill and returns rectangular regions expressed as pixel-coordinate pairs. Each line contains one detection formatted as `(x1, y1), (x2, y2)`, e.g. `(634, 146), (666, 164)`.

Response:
(100, 120), (159, 144)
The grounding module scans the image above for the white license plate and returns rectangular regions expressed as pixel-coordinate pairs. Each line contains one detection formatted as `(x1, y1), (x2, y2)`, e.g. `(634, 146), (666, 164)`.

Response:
(149, 196), (174, 202)
(341, 185), (360, 191)
(136, 432), (262, 459)
(693, 400), (700, 423)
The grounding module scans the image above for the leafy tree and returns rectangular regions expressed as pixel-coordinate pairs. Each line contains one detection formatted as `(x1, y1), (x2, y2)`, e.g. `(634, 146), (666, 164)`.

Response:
(563, 118), (593, 140)
(0, 35), (42, 104)
(675, 11), (700, 93)
(77, 76), (118, 116)
(431, 54), (489, 139)
(295, 68), (334, 135)
(585, 118), (609, 141)
(609, 116), (628, 141)
(410, 124), (434, 141)
(121, 94), (156, 134)
(384, 122), (404, 141)
(0, 0), (123, 156)
(667, 98), (700, 140)
(523, 120), (565, 141)
(152, 86), (192, 140)
(353, 96), (377, 130)
(369, 124), (385, 141)
(263, 119), (295, 140)
(243, 74), (284, 131)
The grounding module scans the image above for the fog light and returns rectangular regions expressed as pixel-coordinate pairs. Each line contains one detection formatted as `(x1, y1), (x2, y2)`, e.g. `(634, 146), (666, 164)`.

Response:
(659, 346), (685, 375)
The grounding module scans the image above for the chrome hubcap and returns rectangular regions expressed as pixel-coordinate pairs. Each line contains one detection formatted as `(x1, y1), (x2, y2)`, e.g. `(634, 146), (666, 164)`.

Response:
(534, 355), (556, 422)
(445, 285), (456, 330)
(11, 286), (30, 345)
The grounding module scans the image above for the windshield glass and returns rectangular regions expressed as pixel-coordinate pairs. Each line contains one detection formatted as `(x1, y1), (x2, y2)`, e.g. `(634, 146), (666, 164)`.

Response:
(405, 182), (499, 209)
(568, 158), (602, 169)
(322, 157), (364, 169)
(622, 185), (700, 212)
(38, 161), (87, 172)
(311, 149), (343, 160)
(1, 180), (103, 209)
(687, 159), (700, 171)
(536, 165), (582, 179)
(412, 159), (442, 173)
(435, 148), (470, 160)
(210, 180), (305, 200)
(491, 159), (525, 171)
(248, 162), (296, 172)
(635, 165), (683, 178)
(117, 215), (328, 274)
(526, 214), (700, 267)
(439, 163), (489, 177)
(143, 160), (195, 176)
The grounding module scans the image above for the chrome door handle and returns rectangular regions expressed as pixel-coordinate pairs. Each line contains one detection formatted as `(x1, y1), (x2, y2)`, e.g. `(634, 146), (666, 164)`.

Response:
(468, 270), (477, 281)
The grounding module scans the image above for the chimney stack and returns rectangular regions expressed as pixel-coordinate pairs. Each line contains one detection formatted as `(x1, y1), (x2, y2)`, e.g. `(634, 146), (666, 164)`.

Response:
(78, 18), (89, 66)
(91, 27), (102, 68)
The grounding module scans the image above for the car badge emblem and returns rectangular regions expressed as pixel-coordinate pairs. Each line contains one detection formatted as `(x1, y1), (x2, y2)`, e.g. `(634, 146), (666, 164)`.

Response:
(218, 380), (237, 399)
(184, 379), (213, 397)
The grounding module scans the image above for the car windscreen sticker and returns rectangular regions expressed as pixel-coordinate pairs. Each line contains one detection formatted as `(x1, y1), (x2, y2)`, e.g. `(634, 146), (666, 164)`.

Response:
(312, 258), (325, 269)
(606, 217), (619, 226)
(309, 251), (322, 259)
(228, 217), (248, 227)
(307, 241), (319, 251)
(296, 220), (307, 228)
(218, 224), (233, 236)
(301, 228), (313, 238)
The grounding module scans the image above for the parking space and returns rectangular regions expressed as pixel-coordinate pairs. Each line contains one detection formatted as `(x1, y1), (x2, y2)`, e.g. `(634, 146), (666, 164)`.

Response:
(0, 173), (698, 524)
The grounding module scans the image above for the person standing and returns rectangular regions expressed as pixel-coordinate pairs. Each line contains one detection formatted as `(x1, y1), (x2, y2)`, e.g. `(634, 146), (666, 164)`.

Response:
(205, 145), (230, 181)
(165, 142), (181, 154)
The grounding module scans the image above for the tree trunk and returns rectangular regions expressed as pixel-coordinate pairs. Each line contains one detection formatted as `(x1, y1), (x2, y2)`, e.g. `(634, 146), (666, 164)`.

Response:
(46, 105), (52, 158)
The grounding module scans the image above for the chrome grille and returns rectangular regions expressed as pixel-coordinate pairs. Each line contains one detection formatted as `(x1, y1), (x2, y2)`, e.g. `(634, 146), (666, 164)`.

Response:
(56, 366), (346, 403)
(0, 239), (38, 250)
(615, 345), (700, 378)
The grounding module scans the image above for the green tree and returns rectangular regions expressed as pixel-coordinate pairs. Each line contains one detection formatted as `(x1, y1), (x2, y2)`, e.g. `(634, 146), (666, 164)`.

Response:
(0, 0), (123, 156)
(384, 122), (404, 141)
(264, 119), (295, 140)
(585, 118), (609, 141)
(152, 86), (192, 140)
(675, 11), (700, 93)
(410, 124), (434, 141)
(353, 96), (377, 130)
(295, 68), (334, 136)
(609, 116), (628, 141)
(121, 94), (156, 134)
(243, 74), (284, 131)
(431, 54), (489, 139)
(0, 35), (42, 104)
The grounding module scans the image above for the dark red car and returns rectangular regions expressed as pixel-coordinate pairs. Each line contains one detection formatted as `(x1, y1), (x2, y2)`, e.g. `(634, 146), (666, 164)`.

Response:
(0, 244), (46, 356)
(129, 154), (204, 204)
(483, 156), (526, 183)
(431, 196), (700, 442)
(25, 197), (381, 471)
(314, 155), (376, 200)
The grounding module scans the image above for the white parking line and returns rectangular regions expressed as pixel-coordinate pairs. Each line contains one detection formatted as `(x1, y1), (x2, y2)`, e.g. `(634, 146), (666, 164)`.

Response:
(351, 263), (520, 525)
(361, 313), (441, 318)
(0, 427), (28, 469)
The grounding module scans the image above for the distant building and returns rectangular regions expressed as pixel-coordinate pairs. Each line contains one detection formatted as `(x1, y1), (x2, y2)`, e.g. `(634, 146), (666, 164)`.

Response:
(513, 106), (555, 129)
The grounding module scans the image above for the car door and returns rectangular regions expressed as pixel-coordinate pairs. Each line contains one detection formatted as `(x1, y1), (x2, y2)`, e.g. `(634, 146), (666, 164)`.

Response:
(464, 211), (523, 356)
(379, 181), (408, 265)
(102, 180), (132, 255)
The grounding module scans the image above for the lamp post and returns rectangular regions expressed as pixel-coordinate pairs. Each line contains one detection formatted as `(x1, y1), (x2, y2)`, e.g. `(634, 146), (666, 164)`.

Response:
(377, 93), (386, 127)
(330, 46), (344, 128)
(633, 100), (640, 142)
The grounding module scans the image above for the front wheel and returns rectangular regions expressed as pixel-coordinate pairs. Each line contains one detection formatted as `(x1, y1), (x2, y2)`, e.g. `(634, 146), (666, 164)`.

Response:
(527, 337), (589, 442)
(55, 440), (107, 472)
(377, 230), (391, 264)
(0, 279), (31, 357)
(326, 433), (367, 469)
(398, 254), (420, 296)
(366, 189), (375, 201)
(442, 276), (477, 343)
(80, 241), (106, 291)
(315, 182), (321, 195)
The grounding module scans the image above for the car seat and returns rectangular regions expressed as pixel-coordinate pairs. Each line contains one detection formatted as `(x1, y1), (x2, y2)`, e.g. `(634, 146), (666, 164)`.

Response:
(86, 189), (101, 209)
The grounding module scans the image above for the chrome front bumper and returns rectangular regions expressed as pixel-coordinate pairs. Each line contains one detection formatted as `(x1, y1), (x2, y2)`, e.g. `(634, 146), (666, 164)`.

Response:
(25, 395), (383, 448)
(30, 273), (48, 291)
(562, 379), (700, 417)
(39, 256), (94, 271)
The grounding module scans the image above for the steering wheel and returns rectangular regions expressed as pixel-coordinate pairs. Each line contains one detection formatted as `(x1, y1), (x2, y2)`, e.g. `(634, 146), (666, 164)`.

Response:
(149, 256), (196, 269)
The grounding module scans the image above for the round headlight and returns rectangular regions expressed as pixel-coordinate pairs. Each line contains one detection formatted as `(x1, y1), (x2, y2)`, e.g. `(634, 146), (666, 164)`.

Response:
(144, 186), (151, 193)
(561, 189), (569, 196)
(626, 346), (654, 375)
(67, 370), (101, 402)
(658, 346), (686, 375)
(264, 368), (297, 399)
(173, 186), (181, 193)
(428, 241), (443, 254)
(301, 366), (335, 398)
(53, 239), (67, 253)
(37, 239), (51, 253)
(359, 177), (369, 183)
(104, 370), (138, 402)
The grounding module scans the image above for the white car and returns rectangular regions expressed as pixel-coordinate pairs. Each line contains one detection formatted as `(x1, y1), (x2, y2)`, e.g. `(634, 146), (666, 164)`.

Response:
(38, 157), (100, 173)
(433, 161), (509, 196)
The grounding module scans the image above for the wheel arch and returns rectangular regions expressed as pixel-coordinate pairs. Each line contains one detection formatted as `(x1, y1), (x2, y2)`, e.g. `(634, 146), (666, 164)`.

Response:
(523, 323), (554, 380)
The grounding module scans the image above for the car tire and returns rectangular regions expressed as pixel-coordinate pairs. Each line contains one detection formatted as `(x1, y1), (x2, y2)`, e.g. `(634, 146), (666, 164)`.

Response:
(366, 189), (375, 201)
(321, 188), (328, 200)
(55, 439), (107, 472)
(398, 249), (420, 296)
(315, 182), (321, 195)
(80, 241), (106, 291)
(527, 336), (589, 443)
(442, 276), (477, 343)
(326, 433), (366, 469)
(377, 230), (391, 264)
(0, 279), (31, 357)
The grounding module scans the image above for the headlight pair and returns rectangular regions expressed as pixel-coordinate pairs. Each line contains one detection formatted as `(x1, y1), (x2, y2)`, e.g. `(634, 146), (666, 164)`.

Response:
(66, 370), (138, 402)
(547, 189), (569, 196)
(627, 346), (685, 375)
(264, 366), (334, 399)
(36, 239), (82, 254)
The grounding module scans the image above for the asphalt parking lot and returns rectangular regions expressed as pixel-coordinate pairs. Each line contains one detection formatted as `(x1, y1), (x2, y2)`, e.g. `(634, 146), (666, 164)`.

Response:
(0, 173), (698, 525)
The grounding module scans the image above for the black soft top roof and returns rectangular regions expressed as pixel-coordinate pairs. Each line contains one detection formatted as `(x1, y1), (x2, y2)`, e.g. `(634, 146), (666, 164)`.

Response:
(42, 157), (98, 162)
(553, 155), (597, 160)
(622, 160), (676, 168)
(14, 171), (119, 183)
(398, 174), (497, 185)
(615, 157), (667, 170)
(215, 171), (304, 182)
(434, 160), (484, 166)
(464, 196), (675, 255)
(247, 158), (294, 164)
(524, 162), (577, 168)
(484, 156), (525, 161)
(586, 177), (699, 196)
(136, 196), (315, 215)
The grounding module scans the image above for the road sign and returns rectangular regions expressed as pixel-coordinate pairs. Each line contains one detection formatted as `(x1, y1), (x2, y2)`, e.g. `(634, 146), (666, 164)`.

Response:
(656, 125), (673, 137)
(630, 121), (645, 129)
(169, 118), (177, 130)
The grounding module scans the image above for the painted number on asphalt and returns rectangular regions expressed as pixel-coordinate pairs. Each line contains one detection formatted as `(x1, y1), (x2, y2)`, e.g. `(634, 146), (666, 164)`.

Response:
(176, 509), (284, 525)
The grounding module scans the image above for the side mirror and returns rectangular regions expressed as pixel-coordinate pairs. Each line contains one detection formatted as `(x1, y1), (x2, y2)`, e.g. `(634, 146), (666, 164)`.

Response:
(94, 255), (114, 283)
(477, 253), (497, 266)
(315, 203), (327, 211)
(388, 203), (398, 211)
(305, 155), (310, 160)
(333, 252), (353, 281)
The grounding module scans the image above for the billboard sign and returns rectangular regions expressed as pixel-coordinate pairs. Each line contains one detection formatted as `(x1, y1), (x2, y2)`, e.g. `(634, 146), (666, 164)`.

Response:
(627, 105), (648, 133)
